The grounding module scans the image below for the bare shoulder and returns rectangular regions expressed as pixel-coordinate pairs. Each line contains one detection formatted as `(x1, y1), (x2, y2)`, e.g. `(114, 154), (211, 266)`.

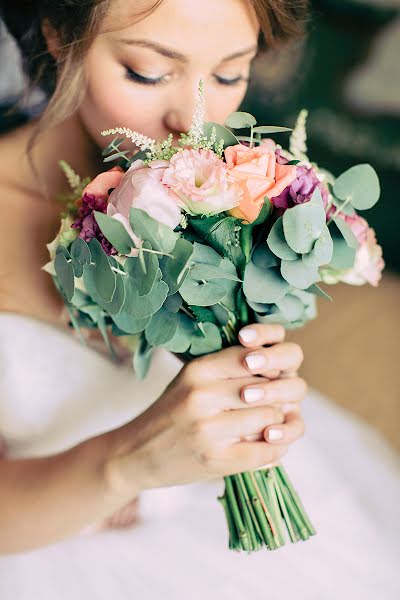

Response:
(0, 129), (64, 322)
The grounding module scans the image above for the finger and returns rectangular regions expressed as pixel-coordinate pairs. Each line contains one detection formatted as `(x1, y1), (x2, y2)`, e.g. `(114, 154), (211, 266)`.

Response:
(242, 377), (307, 407)
(204, 405), (285, 441)
(263, 409), (305, 445)
(238, 324), (285, 347)
(243, 342), (304, 376)
(223, 441), (289, 474)
(184, 345), (264, 381)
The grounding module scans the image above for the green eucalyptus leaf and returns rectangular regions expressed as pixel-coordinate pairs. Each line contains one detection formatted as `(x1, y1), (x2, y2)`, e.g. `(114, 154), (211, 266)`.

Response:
(302, 225), (333, 268)
(210, 303), (230, 325)
(282, 188), (326, 254)
(123, 277), (169, 319)
(243, 262), (290, 303)
(281, 258), (320, 289)
(179, 278), (226, 306)
(133, 335), (154, 379)
(162, 314), (196, 353)
(164, 293), (183, 313)
(160, 237), (193, 295)
(306, 283), (333, 301)
(190, 322), (222, 356)
(83, 267), (125, 314)
(125, 242), (159, 296)
(94, 211), (134, 254)
(331, 196), (356, 216)
(190, 305), (218, 324)
(333, 164), (380, 210)
(332, 217), (359, 249)
(267, 217), (299, 260)
(54, 252), (74, 302)
(191, 241), (222, 266)
(129, 208), (177, 253)
(189, 217), (245, 272)
(225, 111), (257, 129)
(70, 238), (91, 266)
(111, 311), (150, 334)
(275, 294), (305, 321)
(203, 122), (239, 147)
(145, 307), (179, 346)
(87, 238), (116, 302)
(252, 125), (292, 134)
(251, 243), (279, 269)
(189, 263), (241, 282)
(328, 222), (357, 270)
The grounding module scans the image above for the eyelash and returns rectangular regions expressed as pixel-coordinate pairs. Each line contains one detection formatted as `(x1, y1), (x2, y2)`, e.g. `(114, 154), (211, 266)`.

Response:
(124, 67), (248, 87)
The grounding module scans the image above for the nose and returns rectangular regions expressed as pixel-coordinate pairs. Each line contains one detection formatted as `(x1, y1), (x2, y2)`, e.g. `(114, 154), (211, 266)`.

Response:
(163, 80), (211, 141)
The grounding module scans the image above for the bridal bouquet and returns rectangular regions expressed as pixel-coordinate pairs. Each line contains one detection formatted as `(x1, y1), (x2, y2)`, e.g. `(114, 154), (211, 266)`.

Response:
(44, 80), (384, 553)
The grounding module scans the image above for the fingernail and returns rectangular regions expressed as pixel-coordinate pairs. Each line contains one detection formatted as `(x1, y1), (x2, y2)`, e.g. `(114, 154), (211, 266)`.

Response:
(282, 402), (296, 414)
(267, 428), (283, 441)
(245, 354), (266, 371)
(239, 328), (257, 343)
(243, 387), (264, 403)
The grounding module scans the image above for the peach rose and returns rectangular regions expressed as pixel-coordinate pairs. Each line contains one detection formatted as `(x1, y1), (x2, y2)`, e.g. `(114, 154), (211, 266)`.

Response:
(82, 166), (124, 199)
(224, 142), (298, 223)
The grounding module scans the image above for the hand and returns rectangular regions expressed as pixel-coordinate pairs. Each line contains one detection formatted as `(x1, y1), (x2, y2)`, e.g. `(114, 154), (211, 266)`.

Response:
(105, 323), (307, 496)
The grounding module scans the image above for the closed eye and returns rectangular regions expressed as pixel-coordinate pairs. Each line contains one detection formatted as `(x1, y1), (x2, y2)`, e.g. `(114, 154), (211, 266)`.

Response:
(125, 67), (248, 87)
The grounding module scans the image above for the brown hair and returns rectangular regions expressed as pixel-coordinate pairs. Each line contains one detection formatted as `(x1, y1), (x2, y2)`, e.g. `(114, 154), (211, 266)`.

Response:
(1, 0), (310, 151)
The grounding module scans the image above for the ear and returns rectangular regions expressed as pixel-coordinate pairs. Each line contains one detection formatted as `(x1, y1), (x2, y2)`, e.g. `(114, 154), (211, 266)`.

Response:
(41, 18), (61, 60)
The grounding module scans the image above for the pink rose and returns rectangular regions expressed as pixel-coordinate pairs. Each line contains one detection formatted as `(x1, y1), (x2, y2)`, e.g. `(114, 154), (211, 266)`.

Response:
(107, 159), (182, 248)
(338, 213), (369, 244)
(224, 142), (298, 223)
(161, 148), (241, 216)
(340, 227), (384, 287)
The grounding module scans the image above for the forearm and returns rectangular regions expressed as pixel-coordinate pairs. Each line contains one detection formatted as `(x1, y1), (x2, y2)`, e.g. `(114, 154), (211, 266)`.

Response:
(0, 430), (139, 555)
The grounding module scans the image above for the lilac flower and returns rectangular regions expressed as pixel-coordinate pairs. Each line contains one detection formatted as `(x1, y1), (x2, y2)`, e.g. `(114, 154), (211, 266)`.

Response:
(273, 149), (329, 217)
(71, 193), (117, 255)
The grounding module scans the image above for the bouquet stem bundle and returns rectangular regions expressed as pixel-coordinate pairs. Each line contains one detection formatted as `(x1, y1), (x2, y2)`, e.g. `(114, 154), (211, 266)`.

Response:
(219, 466), (316, 552)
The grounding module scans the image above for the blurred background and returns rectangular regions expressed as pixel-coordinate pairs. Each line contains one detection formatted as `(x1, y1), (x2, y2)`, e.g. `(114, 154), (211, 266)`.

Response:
(1, 0), (399, 449)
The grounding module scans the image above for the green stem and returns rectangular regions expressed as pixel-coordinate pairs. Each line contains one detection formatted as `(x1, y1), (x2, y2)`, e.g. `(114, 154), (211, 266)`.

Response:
(277, 480), (310, 541)
(326, 195), (352, 226)
(232, 475), (259, 551)
(255, 470), (286, 548)
(270, 468), (299, 543)
(276, 466), (316, 536)
(217, 494), (240, 551)
(242, 472), (276, 549)
(224, 477), (251, 551)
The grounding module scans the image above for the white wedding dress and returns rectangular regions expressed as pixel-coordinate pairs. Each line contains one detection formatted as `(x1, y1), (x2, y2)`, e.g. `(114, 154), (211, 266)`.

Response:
(0, 312), (399, 600)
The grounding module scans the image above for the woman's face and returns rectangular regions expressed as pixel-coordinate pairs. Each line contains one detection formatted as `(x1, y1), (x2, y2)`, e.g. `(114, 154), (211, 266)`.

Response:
(79, 0), (260, 151)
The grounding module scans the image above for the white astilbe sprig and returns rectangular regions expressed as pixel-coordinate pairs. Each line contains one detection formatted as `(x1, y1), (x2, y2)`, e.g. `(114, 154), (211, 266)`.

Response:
(289, 109), (309, 162)
(180, 79), (205, 148)
(101, 127), (157, 152)
(58, 160), (82, 195)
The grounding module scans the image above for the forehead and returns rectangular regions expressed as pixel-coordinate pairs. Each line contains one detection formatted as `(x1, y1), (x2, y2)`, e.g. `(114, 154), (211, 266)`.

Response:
(100, 0), (260, 57)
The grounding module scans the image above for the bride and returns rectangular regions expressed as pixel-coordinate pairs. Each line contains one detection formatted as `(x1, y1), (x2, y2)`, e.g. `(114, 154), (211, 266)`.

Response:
(0, 1), (399, 598)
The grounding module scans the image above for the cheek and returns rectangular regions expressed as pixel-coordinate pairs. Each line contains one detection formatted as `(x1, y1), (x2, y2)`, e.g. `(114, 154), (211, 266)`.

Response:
(79, 68), (167, 150)
(207, 87), (247, 125)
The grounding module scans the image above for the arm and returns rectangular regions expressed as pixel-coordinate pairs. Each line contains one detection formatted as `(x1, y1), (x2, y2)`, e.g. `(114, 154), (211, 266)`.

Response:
(0, 430), (137, 555)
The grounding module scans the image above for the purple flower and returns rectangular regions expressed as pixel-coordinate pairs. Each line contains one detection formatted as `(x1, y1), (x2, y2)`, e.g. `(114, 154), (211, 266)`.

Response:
(71, 193), (117, 255)
(273, 150), (329, 217)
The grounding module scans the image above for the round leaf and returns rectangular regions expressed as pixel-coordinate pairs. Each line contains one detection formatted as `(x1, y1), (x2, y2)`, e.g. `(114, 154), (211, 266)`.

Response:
(190, 322), (222, 356)
(281, 258), (320, 289)
(225, 111), (257, 129)
(243, 262), (290, 304)
(145, 308), (179, 346)
(179, 278), (226, 306)
(267, 217), (299, 260)
(94, 211), (133, 254)
(54, 252), (74, 302)
(282, 190), (326, 254)
(333, 164), (380, 210)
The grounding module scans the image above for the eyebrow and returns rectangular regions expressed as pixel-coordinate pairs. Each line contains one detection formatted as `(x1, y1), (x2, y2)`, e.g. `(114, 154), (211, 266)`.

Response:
(118, 38), (258, 63)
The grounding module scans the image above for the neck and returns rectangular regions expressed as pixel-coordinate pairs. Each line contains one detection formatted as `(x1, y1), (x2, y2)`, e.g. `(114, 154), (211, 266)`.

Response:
(21, 112), (105, 202)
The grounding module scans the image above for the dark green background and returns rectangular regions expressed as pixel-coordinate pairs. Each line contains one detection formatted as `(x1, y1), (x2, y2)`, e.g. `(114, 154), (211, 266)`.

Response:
(242, 0), (400, 272)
